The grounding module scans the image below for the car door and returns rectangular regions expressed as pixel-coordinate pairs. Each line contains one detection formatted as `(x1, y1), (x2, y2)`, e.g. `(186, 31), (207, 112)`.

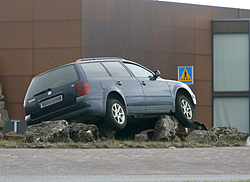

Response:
(102, 61), (146, 113)
(123, 62), (172, 113)
(80, 61), (116, 105)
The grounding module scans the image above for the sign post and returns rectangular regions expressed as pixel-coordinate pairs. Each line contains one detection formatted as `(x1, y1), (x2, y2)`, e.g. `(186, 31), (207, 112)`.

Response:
(2, 118), (27, 135)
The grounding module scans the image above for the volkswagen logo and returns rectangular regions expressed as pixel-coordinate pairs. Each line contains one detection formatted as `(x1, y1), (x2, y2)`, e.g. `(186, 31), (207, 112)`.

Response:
(48, 91), (52, 96)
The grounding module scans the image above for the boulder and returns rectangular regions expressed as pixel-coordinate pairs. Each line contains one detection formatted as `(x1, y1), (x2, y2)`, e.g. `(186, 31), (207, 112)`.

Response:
(0, 109), (9, 129)
(186, 126), (250, 143)
(0, 101), (4, 109)
(0, 119), (5, 129)
(185, 130), (211, 143)
(3, 131), (25, 142)
(153, 115), (188, 141)
(0, 80), (10, 130)
(96, 122), (116, 140)
(0, 132), (3, 140)
(207, 126), (250, 142)
(69, 122), (98, 143)
(135, 134), (148, 142)
(24, 120), (100, 143)
(0, 94), (4, 101)
(24, 120), (71, 143)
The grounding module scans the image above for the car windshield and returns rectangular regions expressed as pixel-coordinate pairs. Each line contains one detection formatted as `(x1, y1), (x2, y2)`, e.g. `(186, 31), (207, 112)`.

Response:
(25, 64), (79, 99)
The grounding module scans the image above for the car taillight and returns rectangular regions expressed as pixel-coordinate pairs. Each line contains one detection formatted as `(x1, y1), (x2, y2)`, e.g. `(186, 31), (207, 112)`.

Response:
(75, 82), (91, 97)
(24, 102), (31, 116)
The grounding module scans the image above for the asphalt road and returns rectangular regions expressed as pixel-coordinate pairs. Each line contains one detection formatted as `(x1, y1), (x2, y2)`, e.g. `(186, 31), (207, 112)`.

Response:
(0, 147), (250, 181)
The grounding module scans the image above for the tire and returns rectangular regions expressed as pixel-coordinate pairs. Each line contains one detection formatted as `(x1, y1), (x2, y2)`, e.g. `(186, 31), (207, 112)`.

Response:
(175, 95), (195, 128)
(104, 99), (127, 131)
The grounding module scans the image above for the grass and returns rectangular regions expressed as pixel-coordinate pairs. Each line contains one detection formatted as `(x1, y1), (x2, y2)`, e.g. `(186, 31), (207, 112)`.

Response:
(0, 139), (247, 149)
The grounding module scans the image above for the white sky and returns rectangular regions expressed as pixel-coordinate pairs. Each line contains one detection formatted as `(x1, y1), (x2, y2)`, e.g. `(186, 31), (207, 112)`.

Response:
(158, 0), (250, 10)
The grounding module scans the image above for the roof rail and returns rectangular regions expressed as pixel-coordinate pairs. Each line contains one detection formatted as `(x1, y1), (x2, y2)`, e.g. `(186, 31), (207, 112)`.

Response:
(76, 57), (123, 62)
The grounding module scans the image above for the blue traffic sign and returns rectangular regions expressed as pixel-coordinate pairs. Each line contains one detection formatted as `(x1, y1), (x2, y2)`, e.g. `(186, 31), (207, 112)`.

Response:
(178, 66), (194, 84)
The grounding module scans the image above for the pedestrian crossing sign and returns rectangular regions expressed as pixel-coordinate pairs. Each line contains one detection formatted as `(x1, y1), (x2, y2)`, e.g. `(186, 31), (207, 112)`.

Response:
(178, 66), (193, 84)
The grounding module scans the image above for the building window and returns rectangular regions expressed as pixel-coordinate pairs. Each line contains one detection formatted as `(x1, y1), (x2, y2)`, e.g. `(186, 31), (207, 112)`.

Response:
(213, 34), (249, 92)
(212, 20), (250, 132)
(214, 97), (249, 133)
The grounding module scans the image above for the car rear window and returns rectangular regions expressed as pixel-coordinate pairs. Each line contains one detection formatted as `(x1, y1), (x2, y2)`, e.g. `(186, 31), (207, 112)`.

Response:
(80, 62), (110, 78)
(26, 64), (79, 99)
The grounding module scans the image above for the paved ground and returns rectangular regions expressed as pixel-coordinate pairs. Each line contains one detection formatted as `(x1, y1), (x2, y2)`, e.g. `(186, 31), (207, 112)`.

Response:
(0, 147), (250, 181)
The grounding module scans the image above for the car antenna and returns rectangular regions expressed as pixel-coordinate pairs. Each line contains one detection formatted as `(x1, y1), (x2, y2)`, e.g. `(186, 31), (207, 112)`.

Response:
(47, 50), (59, 68)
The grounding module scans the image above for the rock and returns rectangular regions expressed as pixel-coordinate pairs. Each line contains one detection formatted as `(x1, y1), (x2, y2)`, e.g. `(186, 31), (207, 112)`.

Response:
(0, 109), (9, 130)
(172, 135), (182, 143)
(186, 130), (211, 143)
(24, 120), (71, 143)
(24, 120), (100, 143)
(135, 134), (148, 141)
(186, 126), (250, 143)
(0, 101), (4, 109)
(217, 132), (250, 143)
(96, 122), (116, 140)
(3, 131), (25, 141)
(69, 122), (98, 143)
(0, 94), (4, 101)
(0, 132), (3, 140)
(0, 80), (10, 130)
(0, 119), (5, 128)
(153, 115), (188, 141)
(0, 109), (9, 122)
(176, 122), (189, 141)
(209, 126), (250, 142)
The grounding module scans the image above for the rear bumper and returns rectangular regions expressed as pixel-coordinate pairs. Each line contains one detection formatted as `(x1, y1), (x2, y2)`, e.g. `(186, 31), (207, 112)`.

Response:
(26, 95), (105, 125)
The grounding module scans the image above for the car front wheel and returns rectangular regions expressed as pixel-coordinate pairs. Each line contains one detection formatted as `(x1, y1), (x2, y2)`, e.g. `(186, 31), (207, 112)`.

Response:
(175, 95), (194, 128)
(104, 99), (127, 131)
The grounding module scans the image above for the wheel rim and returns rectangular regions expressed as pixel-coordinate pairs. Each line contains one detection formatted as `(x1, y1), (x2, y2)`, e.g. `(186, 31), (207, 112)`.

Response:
(111, 103), (125, 124)
(180, 99), (192, 120)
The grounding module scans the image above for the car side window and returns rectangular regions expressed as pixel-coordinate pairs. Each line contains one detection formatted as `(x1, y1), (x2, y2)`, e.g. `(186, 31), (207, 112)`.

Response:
(102, 62), (131, 77)
(81, 62), (110, 78)
(124, 63), (154, 78)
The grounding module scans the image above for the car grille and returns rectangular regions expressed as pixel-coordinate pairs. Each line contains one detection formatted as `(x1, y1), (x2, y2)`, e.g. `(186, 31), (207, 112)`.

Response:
(41, 95), (63, 108)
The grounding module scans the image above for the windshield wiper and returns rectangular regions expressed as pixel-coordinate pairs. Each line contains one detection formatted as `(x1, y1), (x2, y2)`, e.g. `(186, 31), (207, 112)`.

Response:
(33, 88), (52, 97)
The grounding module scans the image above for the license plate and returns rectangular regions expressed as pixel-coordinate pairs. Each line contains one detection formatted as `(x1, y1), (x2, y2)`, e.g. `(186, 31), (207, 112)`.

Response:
(41, 95), (63, 108)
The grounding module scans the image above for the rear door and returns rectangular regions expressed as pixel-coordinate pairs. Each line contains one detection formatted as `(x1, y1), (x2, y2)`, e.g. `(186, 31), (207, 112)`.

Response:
(102, 61), (146, 113)
(25, 64), (79, 120)
(80, 62), (115, 104)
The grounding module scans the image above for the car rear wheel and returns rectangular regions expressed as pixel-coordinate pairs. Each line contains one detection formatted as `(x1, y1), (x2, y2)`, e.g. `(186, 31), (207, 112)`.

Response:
(104, 99), (127, 131)
(175, 95), (195, 128)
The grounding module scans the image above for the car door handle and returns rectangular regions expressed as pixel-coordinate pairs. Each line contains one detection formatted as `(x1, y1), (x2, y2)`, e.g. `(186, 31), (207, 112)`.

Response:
(116, 81), (122, 86)
(141, 81), (146, 86)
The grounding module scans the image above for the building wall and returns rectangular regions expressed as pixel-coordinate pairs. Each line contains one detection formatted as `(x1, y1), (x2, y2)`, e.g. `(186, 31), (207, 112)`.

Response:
(1, 0), (250, 129)
(0, 0), (82, 120)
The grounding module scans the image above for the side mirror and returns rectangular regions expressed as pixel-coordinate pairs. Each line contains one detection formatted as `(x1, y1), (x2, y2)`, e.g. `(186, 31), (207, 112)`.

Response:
(154, 70), (161, 78)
